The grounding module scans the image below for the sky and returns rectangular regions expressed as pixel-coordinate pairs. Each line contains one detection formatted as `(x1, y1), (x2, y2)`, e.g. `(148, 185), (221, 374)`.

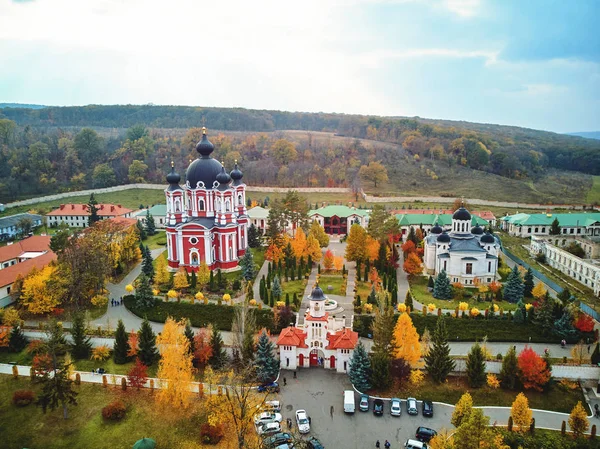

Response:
(0, 0), (598, 133)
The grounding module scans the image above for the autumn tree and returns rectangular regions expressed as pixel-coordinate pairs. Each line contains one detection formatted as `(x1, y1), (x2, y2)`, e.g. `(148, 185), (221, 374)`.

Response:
(173, 267), (190, 291)
(282, 190), (309, 235)
(309, 220), (329, 248)
(531, 282), (547, 300)
(511, 393), (532, 432)
(193, 328), (213, 367)
(518, 346), (550, 391)
(453, 408), (500, 449)
(365, 235), (380, 262)
(345, 224), (367, 262)
(196, 261), (211, 290)
(291, 227), (308, 259)
(156, 317), (195, 409)
(333, 256), (344, 271)
(271, 139), (298, 165)
(359, 161), (388, 187)
(569, 401), (589, 438)
(451, 392), (473, 427)
(323, 249), (334, 271)
(306, 235), (322, 263)
(232, 302), (256, 366)
(127, 330), (139, 358)
(127, 358), (148, 390)
(154, 255), (171, 286)
(392, 313), (421, 366)
(403, 252), (423, 276)
(20, 264), (65, 314)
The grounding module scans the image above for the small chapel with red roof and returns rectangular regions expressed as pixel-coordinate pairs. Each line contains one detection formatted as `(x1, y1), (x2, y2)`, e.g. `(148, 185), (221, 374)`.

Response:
(276, 285), (359, 373)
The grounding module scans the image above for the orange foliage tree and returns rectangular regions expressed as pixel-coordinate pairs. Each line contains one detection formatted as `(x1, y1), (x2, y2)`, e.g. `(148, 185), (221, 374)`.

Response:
(488, 281), (501, 293)
(365, 236), (380, 262)
(403, 252), (423, 276)
(323, 249), (334, 271)
(333, 256), (344, 271)
(0, 325), (11, 347)
(401, 240), (416, 255)
(127, 330), (139, 357)
(575, 313), (595, 333)
(193, 328), (214, 367)
(517, 346), (550, 391)
(127, 358), (148, 390)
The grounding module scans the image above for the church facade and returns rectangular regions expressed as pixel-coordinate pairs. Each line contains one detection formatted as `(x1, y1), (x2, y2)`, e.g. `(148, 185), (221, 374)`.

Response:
(276, 286), (358, 373)
(423, 207), (499, 285)
(164, 128), (248, 272)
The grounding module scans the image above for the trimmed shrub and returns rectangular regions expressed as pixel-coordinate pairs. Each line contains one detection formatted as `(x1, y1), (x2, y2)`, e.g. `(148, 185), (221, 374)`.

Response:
(121, 377), (127, 391)
(102, 400), (127, 421)
(200, 423), (225, 444)
(12, 390), (35, 407)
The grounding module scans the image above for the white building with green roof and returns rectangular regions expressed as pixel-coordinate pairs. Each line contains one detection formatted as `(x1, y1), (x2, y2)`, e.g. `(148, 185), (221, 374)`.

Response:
(500, 212), (600, 238)
(308, 205), (369, 235)
(133, 205), (167, 229)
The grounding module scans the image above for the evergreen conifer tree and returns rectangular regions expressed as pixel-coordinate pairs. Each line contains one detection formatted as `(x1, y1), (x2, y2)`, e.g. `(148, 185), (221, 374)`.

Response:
(190, 270), (197, 289)
(70, 312), (92, 359)
(549, 218), (561, 235)
(248, 223), (261, 248)
(534, 293), (555, 335)
(209, 326), (227, 369)
(523, 269), (534, 298)
(135, 274), (155, 309)
(500, 346), (519, 389)
(217, 269), (226, 290)
(557, 288), (572, 305)
(136, 219), (147, 240)
(297, 264), (302, 281)
(255, 330), (280, 383)
(9, 325), (28, 352)
(364, 264), (369, 282)
(259, 277), (266, 303)
(466, 342), (486, 388)
(433, 270), (453, 300)
(425, 315), (455, 383)
(513, 300), (526, 324)
(293, 292), (299, 309)
(428, 276), (435, 289)
(269, 291), (275, 308)
(503, 266), (524, 303)
(272, 275), (282, 301)
(209, 270), (215, 291)
(370, 352), (391, 390)
(113, 319), (131, 364)
(87, 193), (99, 227)
(285, 293), (290, 307)
(591, 343), (600, 365)
(137, 318), (158, 366)
(240, 249), (256, 281)
(266, 274), (271, 290)
(407, 227), (417, 245)
(348, 341), (371, 391)
(554, 311), (578, 341)
(357, 260), (362, 281)
(144, 209), (156, 236)
(405, 290), (414, 311)
(141, 245), (154, 279)
(368, 287), (377, 305)
(184, 319), (195, 355)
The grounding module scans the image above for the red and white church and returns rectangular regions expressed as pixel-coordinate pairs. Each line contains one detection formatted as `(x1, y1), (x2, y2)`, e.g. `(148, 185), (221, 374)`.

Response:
(164, 128), (249, 272)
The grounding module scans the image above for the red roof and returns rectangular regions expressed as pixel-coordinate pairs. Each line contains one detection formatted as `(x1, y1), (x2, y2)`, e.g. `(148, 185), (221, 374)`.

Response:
(276, 326), (308, 348)
(326, 328), (359, 350)
(0, 236), (51, 263)
(46, 203), (133, 217)
(305, 313), (329, 322)
(0, 251), (57, 288)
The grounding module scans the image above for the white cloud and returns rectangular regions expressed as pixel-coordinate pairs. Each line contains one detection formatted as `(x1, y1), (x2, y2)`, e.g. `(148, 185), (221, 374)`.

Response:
(441, 0), (481, 18)
(358, 47), (498, 68)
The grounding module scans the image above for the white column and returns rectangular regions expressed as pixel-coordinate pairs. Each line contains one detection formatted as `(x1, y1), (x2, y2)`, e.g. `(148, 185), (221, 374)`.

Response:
(204, 231), (211, 265)
(177, 230), (184, 265)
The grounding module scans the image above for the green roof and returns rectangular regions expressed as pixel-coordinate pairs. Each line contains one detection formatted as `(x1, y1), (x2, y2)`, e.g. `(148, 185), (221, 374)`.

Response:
(395, 214), (488, 227)
(503, 212), (600, 227)
(133, 205), (167, 217)
(308, 205), (369, 218)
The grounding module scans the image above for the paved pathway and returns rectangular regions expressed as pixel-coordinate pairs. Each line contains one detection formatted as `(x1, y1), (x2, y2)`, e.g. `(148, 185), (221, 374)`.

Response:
(250, 259), (270, 307)
(500, 248), (560, 296)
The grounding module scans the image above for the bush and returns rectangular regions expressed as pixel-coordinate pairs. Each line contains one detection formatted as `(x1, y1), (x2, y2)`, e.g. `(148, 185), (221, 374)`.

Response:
(200, 423), (224, 444)
(102, 400), (127, 421)
(156, 239), (167, 246)
(12, 390), (35, 407)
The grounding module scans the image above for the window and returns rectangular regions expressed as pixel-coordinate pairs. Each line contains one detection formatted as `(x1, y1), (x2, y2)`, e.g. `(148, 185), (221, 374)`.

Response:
(238, 194), (243, 206)
(198, 199), (205, 211)
(7, 286), (10, 294)
(190, 237), (198, 245)
(528, 227), (531, 233)
(488, 261), (491, 272)
(487, 277), (491, 282)
(535, 228), (538, 233)
(466, 263), (473, 275)
(570, 229), (574, 234)
(443, 261), (447, 271)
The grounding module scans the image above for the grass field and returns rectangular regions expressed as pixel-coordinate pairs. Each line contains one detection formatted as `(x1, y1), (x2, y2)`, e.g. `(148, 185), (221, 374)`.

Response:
(586, 175), (600, 204)
(0, 375), (235, 449)
(318, 274), (346, 296)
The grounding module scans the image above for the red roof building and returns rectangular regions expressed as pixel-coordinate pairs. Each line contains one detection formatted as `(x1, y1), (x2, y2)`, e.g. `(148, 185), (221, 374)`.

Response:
(46, 203), (133, 228)
(0, 235), (51, 269)
(0, 251), (57, 307)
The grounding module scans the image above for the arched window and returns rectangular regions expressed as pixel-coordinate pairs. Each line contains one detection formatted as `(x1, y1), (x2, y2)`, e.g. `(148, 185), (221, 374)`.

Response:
(225, 199), (231, 212)
(191, 252), (199, 266)
(198, 199), (205, 211)
(215, 198), (221, 212)
(238, 194), (243, 206)
(174, 198), (181, 212)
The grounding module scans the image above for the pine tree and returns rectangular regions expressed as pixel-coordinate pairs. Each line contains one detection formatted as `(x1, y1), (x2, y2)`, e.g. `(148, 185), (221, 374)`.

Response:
(259, 277), (266, 303)
(141, 245), (154, 279)
(248, 224), (262, 248)
(184, 319), (195, 355)
(513, 301), (526, 324)
(70, 312), (91, 359)
(433, 270), (453, 300)
(137, 318), (158, 366)
(428, 276), (435, 289)
(272, 275), (282, 301)
(368, 287), (377, 305)
(209, 326), (227, 369)
(255, 330), (280, 383)
(239, 249), (255, 282)
(523, 269), (534, 298)
(557, 288), (572, 305)
(500, 346), (519, 390)
(466, 342), (486, 388)
(113, 319), (131, 364)
(209, 270), (215, 291)
(405, 290), (414, 311)
(348, 341), (371, 391)
(144, 209), (156, 236)
(137, 219), (147, 241)
(425, 315), (455, 383)
(135, 274), (155, 309)
(370, 352), (391, 390)
(549, 218), (561, 236)
(503, 266), (524, 303)
(87, 193), (99, 227)
(9, 325), (27, 352)
(285, 293), (290, 307)
(553, 311), (578, 341)
(591, 343), (600, 365)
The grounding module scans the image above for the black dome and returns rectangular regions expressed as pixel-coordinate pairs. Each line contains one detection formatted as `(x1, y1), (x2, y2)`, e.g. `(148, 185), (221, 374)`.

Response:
(453, 207), (471, 221)
(481, 233), (495, 243)
(431, 223), (443, 234)
(166, 162), (182, 189)
(308, 285), (326, 301)
(186, 158), (224, 189)
(437, 232), (451, 243)
(230, 160), (243, 185)
(216, 165), (231, 185)
(471, 224), (483, 235)
(195, 128), (215, 157)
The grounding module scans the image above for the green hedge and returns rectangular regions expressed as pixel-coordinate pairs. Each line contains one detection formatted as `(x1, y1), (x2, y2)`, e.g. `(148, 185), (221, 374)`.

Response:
(124, 296), (294, 333)
(353, 313), (585, 343)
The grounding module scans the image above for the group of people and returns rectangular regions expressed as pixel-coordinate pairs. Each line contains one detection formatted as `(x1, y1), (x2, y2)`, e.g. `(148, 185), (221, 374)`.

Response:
(375, 440), (391, 448)
(110, 297), (123, 307)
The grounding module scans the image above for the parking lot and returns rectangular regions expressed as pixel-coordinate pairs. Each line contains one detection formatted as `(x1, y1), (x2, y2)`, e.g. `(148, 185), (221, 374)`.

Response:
(277, 368), (454, 449)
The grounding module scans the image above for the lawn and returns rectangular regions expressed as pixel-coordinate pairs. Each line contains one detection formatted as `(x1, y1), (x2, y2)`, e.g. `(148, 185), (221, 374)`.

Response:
(0, 375), (231, 449)
(281, 279), (308, 300)
(586, 175), (600, 204)
(318, 274), (346, 296)
(251, 247), (266, 274)
(381, 375), (586, 414)
(409, 275), (520, 312)
(143, 230), (167, 250)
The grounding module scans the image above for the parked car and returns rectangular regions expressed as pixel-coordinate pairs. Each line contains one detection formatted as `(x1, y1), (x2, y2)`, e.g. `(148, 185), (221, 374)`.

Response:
(307, 436), (325, 449)
(422, 400), (434, 417)
(263, 432), (292, 448)
(258, 382), (280, 393)
(390, 397), (402, 417)
(265, 400), (282, 412)
(344, 390), (355, 413)
(415, 426), (437, 443)
(359, 394), (369, 412)
(405, 439), (427, 449)
(257, 421), (281, 436)
(254, 411), (283, 425)
(406, 397), (418, 415)
(296, 409), (310, 433)
(373, 399), (384, 416)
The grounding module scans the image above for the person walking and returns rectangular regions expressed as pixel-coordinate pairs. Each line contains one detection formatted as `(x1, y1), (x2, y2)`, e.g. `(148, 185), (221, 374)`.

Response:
(384, 440), (391, 449)
(287, 417), (292, 429)
(330, 405), (334, 418)
(293, 371), (297, 379)
(375, 440), (380, 448)
(283, 377), (287, 386)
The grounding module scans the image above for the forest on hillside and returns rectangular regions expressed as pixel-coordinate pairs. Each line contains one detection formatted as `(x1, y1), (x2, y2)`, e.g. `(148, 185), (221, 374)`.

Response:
(0, 105), (598, 204)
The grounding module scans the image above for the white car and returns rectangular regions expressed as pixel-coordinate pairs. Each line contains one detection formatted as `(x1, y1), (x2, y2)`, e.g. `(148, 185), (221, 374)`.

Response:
(265, 400), (281, 412)
(390, 397), (402, 417)
(254, 411), (283, 425)
(295, 409), (310, 434)
(257, 421), (281, 436)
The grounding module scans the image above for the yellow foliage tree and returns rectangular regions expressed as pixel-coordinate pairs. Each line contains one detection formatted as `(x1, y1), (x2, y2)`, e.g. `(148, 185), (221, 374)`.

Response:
(154, 255), (171, 286)
(365, 235), (380, 262)
(429, 429), (455, 449)
(306, 235), (322, 263)
(451, 392), (473, 428)
(532, 283), (547, 300)
(333, 256), (344, 271)
(2, 308), (21, 326)
(197, 261), (210, 289)
(91, 345), (111, 361)
(409, 369), (425, 387)
(392, 313), (421, 366)
(156, 317), (195, 409)
(569, 401), (589, 438)
(291, 228), (308, 259)
(511, 392), (532, 432)
(345, 224), (367, 262)
(20, 264), (64, 314)
(308, 220), (329, 248)
(323, 250), (334, 271)
(173, 268), (189, 290)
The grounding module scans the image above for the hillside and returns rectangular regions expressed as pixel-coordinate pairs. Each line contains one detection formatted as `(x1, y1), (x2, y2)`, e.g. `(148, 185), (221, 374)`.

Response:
(567, 131), (600, 140)
(0, 103), (47, 110)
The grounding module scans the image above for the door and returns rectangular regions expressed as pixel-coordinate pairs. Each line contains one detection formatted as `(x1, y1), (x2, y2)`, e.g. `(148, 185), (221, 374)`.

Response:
(330, 355), (336, 369)
(310, 349), (319, 367)
(299, 353), (304, 367)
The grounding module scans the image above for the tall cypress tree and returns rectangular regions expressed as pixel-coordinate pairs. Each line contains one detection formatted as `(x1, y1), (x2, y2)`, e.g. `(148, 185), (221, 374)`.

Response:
(425, 315), (455, 383)
(137, 318), (158, 366)
(503, 266), (524, 303)
(466, 342), (486, 388)
(348, 341), (371, 391)
(209, 270), (215, 291)
(405, 290), (414, 311)
(144, 209), (156, 236)
(209, 326), (227, 369)
(113, 319), (130, 364)
(523, 269), (534, 298)
(255, 330), (280, 383)
(433, 270), (453, 300)
(87, 193), (100, 227)
(70, 312), (92, 359)
(141, 245), (154, 279)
